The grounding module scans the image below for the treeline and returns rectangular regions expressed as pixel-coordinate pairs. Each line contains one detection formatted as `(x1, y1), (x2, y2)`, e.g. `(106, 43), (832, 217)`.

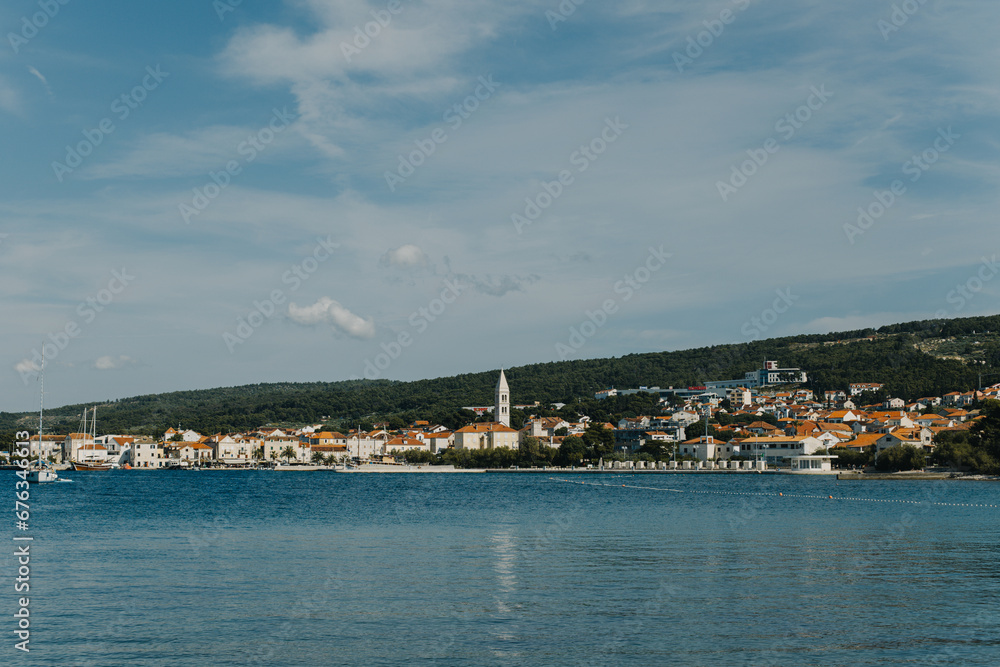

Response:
(2, 314), (996, 436)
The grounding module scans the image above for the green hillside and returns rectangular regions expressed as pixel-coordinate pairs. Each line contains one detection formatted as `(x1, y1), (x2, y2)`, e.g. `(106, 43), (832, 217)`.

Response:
(3, 314), (999, 437)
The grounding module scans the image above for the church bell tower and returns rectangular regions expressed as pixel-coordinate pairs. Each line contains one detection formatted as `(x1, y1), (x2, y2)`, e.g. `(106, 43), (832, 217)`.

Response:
(495, 369), (510, 427)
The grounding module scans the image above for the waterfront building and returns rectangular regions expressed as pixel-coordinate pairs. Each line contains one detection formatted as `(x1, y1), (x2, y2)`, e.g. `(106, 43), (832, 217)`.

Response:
(454, 422), (519, 450)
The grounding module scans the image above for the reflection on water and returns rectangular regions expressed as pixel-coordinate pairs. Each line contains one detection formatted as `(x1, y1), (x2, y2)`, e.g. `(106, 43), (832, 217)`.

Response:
(10, 471), (1000, 666)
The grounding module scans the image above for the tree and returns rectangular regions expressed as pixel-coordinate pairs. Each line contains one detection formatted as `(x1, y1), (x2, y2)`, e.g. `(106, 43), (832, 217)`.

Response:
(324, 454), (336, 466)
(875, 444), (925, 472)
(554, 427), (569, 436)
(519, 436), (541, 466)
(639, 439), (672, 461)
(582, 424), (615, 459)
(828, 446), (871, 469)
(311, 451), (325, 465)
(281, 445), (297, 463)
(685, 422), (717, 441)
(555, 436), (587, 466)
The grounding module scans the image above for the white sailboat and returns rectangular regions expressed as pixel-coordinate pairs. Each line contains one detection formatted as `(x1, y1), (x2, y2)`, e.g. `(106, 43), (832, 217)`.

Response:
(27, 350), (58, 484)
(71, 406), (112, 471)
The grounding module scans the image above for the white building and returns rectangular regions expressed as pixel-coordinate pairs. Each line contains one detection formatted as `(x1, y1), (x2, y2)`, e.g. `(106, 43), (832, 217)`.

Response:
(495, 369), (511, 427)
(739, 435), (825, 465)
(454, 422), (519, 450)
(678, 436), (737, 462)
(131, 441), (165, 468)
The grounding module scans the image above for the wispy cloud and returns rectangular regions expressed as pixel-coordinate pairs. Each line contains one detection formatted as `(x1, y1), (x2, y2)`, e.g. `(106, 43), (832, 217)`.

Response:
(94, 355), (135, 370)
(288, 297), (376, 339)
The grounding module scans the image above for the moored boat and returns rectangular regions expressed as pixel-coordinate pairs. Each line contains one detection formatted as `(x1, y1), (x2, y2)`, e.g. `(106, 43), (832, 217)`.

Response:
(28, 349), (59, 484)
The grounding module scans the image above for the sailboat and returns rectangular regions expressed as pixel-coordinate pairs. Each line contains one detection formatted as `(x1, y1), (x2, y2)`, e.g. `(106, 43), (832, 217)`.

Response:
(71, 406), (112, 471)
(27, 351), (58, 484)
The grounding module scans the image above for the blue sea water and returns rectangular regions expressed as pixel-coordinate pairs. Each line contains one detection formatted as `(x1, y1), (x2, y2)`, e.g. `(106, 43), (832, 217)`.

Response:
(4, 470), (1000, 666)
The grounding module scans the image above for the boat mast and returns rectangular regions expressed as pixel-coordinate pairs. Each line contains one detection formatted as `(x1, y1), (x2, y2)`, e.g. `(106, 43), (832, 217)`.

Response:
(36, 346), (44, 469)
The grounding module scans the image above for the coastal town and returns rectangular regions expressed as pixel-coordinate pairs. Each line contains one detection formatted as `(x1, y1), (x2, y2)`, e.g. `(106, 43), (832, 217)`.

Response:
(13, 362), (999, 473)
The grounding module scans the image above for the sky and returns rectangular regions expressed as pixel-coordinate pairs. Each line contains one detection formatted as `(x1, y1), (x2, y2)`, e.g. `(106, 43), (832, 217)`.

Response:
(2, 0), (999, 412)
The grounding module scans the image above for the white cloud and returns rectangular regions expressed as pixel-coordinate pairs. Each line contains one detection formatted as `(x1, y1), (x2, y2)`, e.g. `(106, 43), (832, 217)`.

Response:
(380, 244), (428, 269)
(81, 125), (292, 180)
(27, 66), (52, 98)
(95, 355), (135, 370)
(14, 359), (40, 376)
(288, 297), (375, 339)
(0, 75), (21, 114)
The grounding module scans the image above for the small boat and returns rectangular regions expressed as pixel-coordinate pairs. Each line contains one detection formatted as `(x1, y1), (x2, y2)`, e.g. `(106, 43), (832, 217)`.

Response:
(71, 461), (112, 471)
(27, 465), (59, 484)
(28, 350), (58, 484)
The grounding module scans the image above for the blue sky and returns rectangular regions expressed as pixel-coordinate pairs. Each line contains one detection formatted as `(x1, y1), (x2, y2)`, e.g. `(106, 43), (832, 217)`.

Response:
(2, 0), (999, 412)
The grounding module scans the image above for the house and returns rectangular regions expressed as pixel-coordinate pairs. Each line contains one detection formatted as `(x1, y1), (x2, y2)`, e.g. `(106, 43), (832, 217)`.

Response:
(956, 391), (979, 407)
(31, 434), (65, 462)
(454, 422), (519, 450)
(840, 432), (882, 452)
(788, 454), (838, 474)
(728, 387), (752, 408)
(866, 411), (915, 431)
(425, 432), (454, 453)
(618, 416), (652, 430)
(825, 410), (862, 423)
(824, 390), (847, 404)
(130, 440), (165, 468)
(308, 431), (348, 447)
(164, 428), (202, 442)
(744, 421), (780, 436)
(669, 411), (700, 427)
(849, 383), (884, 396)
(876, 428), (934, 453)
(385, 437), (429, 453)
(258, 434), (303, 462)
(942, 392), (962, 405)
(523, 418), (571, 439)
(677, 436), (737, 462)
(209, 434), (252, 465)
(345, 431), (388, 459)
(164, 441), (213, 466)
(738, 435), (825, 464)
(938, 408), (970, 422)
(883, 397), (906, 409)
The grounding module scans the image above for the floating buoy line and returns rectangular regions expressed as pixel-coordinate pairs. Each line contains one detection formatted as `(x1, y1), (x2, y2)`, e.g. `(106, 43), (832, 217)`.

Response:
(547, 477), (1000, 509)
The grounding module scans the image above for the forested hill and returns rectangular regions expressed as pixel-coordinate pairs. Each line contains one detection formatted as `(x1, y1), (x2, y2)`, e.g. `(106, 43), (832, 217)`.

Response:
(4, 314), (999, 436)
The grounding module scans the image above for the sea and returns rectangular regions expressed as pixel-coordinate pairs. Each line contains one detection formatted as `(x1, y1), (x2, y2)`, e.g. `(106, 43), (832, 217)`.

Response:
(4, 470), (1000, 666)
